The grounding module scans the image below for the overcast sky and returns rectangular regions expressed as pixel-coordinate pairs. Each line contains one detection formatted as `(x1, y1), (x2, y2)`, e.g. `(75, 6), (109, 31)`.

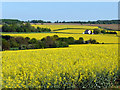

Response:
(2, 2), (118, 22)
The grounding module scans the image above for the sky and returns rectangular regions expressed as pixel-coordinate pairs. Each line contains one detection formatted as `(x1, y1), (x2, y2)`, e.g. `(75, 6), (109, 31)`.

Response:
(2, 2), (118, 22)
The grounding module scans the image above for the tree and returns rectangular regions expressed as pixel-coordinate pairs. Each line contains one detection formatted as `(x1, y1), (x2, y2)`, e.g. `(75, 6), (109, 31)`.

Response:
(9, 38), (19, 48)
(89, 39), (97, 44)
(2, 24), (9, 32)
(52, 35), (59, 40)
(29, 38), (37, 44)
(25, 37), (30, 41)
(2, 39), (10, 50)
(15, 37), (28, 45)
(101, 30), (106, 34)
(93, 29), (101, 34)
(79, 37), (84, 44)
(67, 37), (75, 44)
(2, 35), (11, 40)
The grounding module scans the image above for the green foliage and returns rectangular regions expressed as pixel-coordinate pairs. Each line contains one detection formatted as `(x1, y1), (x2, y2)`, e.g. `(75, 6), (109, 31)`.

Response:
(67, 37), (75, 44)
(29, 38), (37, 44)
(2, 35), (11, 40)
(15, 36), (28, 45)
(9, 38), (19, 48)
(2, 19), (23, 24)
(79, 37), (84, 44)
(75, 37), (84, 44)
(93, 29), (101, 34)
(2, 39), (10, 50)
(30, 20), (51, 23)
(2, 35), (100, 51)
(19, 45), (27, 50)
(89, 39), (99, 44)
(101, 30), (106, 34)
(54, 20), (119, 24)
(2, 23), (51, 32)
(25, 37), (30, 41)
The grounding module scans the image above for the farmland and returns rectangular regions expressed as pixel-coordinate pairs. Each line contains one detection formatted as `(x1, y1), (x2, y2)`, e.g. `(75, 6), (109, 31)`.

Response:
(2, 44), (118, 88)
(2, 24), (119, 88)
(2, 25), (119, 43)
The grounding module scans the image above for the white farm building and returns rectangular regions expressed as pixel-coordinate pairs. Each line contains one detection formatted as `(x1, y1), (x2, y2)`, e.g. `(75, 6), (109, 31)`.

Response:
(83, 29), (92, 34)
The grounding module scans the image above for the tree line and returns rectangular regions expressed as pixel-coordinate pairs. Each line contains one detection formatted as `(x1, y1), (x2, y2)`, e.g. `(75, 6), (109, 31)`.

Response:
(1, 19), (23, 24)
(2, 35), (101, 51)
(92, 29), (117, 34)
(1, 19), (51, 24)
(2, 23), (51, 32)
(1, 19), (119, 24)
(55, 20), (120, 24)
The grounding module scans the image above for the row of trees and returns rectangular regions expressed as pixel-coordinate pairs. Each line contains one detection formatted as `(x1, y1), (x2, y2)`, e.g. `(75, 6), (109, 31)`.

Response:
(55, 20), (120, 24)
(2, 23), (51, 32)
(2, 35), (100, 51)
(93, 29), (117, 34)
(1, 19), (23, 24)
(29, 20), (51, 23)
(1, 19), (119, 24)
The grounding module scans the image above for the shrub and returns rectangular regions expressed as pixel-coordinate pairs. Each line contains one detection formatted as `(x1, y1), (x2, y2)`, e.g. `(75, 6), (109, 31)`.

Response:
(68, 37), (75, 44)
(29, 38), (38, 44)
(79, 37), (84, 44)
(93, 29), (101, 34)
(19, 45), (26, 50)
(101, 30), (106, 34)
(2, 39), (10, 50)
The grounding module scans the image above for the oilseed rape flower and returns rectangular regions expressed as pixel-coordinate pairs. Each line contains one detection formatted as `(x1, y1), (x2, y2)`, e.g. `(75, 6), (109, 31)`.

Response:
(2, 44), (118, 88)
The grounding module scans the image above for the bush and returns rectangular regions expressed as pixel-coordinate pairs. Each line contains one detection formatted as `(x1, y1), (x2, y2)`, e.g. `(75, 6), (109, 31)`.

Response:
(29, 38), (37, 44)
(79, 37), (84, 44)
(2, 39), (10, 50)
(101, 30), (106, 34)
(93, 29), (101, 34)
(25, 37), (30, 41)
(89, 39), (97, 44)
(15, 36), (28, 45)
(53, 35), (59, 40)
(19, 45), (26, 50)
(9, 38), (19, 48)
(68, 37), (75, 44)
(2, 35), (11, 40)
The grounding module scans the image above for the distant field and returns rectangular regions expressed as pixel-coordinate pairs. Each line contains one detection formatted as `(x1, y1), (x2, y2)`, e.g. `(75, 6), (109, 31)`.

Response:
(86, 24), (119, 30)
(2, 33), (118, 43)
(32, 25), (99, 31)
(32, 24), (120, 35)
(32, 23), (119, 30)
(2, 25), (119, 43)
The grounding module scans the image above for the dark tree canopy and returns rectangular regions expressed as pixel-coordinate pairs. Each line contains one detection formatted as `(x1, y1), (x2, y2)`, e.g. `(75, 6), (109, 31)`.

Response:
(2, 23), (51, 32)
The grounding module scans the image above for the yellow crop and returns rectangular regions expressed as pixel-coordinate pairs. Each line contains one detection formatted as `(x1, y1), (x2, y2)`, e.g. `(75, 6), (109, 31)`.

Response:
(2, 44), (118, 88)
(2, 25), (118, 43)
(2, 33), (118, 43)
(32, 25), (98, 31)
(1, 25), (119, 88)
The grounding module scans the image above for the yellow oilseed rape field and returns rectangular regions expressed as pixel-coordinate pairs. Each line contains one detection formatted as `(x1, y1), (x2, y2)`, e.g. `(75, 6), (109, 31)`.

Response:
(2, 44), (118, 88)
(53, 29), (88, 34)
(2, 25), (119, 88)
(2, 33), (118, 43)
(32, 25), (99, 31)
(2, 24), (119, 44)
